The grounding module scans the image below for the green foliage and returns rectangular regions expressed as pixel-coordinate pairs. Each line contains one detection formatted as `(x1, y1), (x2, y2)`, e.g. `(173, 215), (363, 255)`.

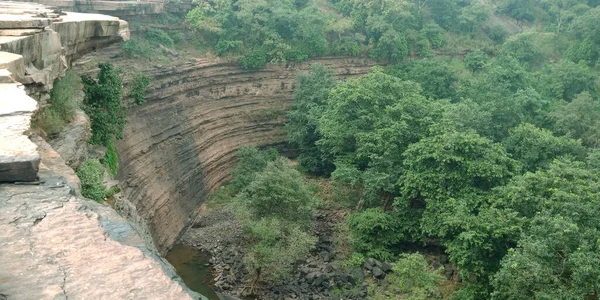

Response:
(145, 28), (174, 47)
(230, 152), (318, 286)
(400, 130), (518, 237)
(464, 49), (488, 73)
(128, 72), (151, 105)
(77, 159), (107, 202)
(243, 218), (317, 284)
(186, 0), (328, 67)
(229, 147), (279, 194)
(236, 158), (318, 228)
(81, 63), (126, 146)
(347, 208), (402, 260)
(489, 158), (600, 299)
(498, 0), (535, 22)
(550, 92), (600, 147)
(386, 58), (458, 100)
(537, 60), (595, 101)
(286, 64), (337, 175)
(121, 39), (153, 58)
(503, 123), (586, 173)
(35, 71), (80, 136)
(485, 25), (509, 44)
(386, 253), (444, 300)
(104, 140), (119, 178)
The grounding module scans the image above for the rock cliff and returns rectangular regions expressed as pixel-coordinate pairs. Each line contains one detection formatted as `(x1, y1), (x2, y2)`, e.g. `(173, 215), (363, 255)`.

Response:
(0, 3), (198, 299)
(109, 57), (378, 254)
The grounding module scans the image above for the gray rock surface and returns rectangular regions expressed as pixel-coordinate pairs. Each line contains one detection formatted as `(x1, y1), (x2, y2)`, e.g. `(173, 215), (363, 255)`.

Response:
(0, 137), (195, 300)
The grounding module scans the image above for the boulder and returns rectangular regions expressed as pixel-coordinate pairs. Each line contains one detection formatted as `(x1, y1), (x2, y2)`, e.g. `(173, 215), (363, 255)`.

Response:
(372, 267), (385, 279)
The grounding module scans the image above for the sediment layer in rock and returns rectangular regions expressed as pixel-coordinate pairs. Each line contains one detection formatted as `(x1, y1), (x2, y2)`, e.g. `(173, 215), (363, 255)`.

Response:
(110, 56), (378, 254)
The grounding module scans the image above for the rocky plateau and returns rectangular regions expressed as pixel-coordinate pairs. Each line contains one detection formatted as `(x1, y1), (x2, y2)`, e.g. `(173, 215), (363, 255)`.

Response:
(0, 2), (201, 299)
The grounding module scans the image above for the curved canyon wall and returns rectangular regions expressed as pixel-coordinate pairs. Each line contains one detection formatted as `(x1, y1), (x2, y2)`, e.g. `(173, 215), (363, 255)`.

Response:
(113, 57), (378, 254)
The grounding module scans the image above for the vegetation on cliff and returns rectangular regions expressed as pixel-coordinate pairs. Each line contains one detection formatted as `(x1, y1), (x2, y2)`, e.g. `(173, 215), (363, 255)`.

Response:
(34, 71), (80, 137)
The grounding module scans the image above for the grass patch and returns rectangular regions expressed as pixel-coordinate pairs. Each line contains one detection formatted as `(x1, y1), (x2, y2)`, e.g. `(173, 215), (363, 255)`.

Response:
(34, 71), (80, 137)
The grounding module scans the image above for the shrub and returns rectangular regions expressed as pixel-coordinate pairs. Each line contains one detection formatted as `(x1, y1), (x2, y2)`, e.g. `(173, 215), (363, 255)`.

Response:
(128, 72), (151, 105)
(171, 31), (186, 44)
(35, 71), (80, 136)
(48, 71), (79, 122)
(145, 28), (174, 47)
(36, 109), (64, 137)
(347, 208), (403, 261)
(229, 147), (279, 194)
(485, 25), (509, 44)
(386, 253), (443, 299)
(240, 48), (269, 69)
(235, 158), (317, 227)
(77, 159), (107, 202)
(121, 39), (153, 58)
(81, 63), (126, 146)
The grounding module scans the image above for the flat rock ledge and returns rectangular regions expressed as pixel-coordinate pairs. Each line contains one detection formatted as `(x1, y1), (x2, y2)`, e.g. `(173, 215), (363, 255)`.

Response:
(0, 137), (196, 299)
(0, 3), (201, 299)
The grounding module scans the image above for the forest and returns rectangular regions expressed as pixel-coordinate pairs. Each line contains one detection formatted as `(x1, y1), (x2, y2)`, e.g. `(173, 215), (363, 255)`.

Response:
(178, 0), (600, 299)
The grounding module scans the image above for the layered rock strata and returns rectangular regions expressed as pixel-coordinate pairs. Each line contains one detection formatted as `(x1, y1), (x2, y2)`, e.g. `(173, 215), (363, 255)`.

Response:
(0, 3), (199, 299)
(112, 57), (378, 254)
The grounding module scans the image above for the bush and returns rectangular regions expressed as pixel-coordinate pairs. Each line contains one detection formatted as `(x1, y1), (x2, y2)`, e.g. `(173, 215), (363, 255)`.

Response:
(347, 208), (403, 261)
(386, 253), (443, 299)
(145, 28), (174, 47)
(77, 159), (107, 202)
(229, 147), (279, 194)
(236, 158), (317, 227)
(231, 155), (318, 291)
(48, 71), (79, 122)
(171, 31), (185, 45)
(81, 63), (126, 146)
(240, 48), (269, 69)
(121, 39), (153, 58)
(485, 25), (509, 44)
(35, 71), (80, 136)
(128, 72), (151, 105)
(36, 109), (65, 137)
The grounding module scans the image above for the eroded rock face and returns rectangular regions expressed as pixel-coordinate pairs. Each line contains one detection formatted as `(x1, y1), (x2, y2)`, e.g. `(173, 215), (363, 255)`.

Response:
(112, 57), (378, 254)
(0, 137), (194, 300)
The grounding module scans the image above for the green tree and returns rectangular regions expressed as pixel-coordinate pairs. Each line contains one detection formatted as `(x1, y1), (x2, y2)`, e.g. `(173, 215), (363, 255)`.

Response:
(503, 123), (586, 173)
(286, 64), (337, 175)
(550, 92), (600, 147)
(464, 49), (488, 73)
(128, 72), (151, 105)
(233, 157), (318, 291)
(498, 0), (535, 23)
(347, 208), (403, 260)
(81, 63), (126, 146)
(229, 147), (279, 193)
(537, 60), (595, 101)
(399, 130), (517, 238)
(459, 0), (491, 33)
(236, 158), (317, 227)
(384, 253), (444, 300)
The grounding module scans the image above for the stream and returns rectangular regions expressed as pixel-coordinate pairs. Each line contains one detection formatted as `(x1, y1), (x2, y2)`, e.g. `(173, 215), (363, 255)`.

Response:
(166, 243), (221, 300)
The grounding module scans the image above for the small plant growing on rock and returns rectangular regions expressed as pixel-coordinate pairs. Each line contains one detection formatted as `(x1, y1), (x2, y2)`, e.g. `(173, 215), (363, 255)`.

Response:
(128, 72), (151, 105)
(77, 159), (107, 202)
(81, 63), (126, 147)
(34, 71), (80, 136)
